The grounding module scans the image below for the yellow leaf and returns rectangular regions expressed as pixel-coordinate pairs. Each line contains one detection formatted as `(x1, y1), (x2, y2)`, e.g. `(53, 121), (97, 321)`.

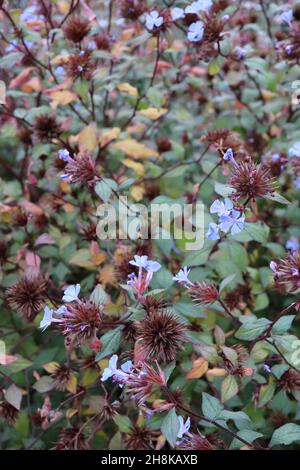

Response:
(138, 108), (168, 120)
(50, 90), (77, 109)
(117, 82), (139, 98)
(206, 368), (227, 380)
(113, 139), (158, 160)
(43, 362), (59, 374)
(123, 159), (145, 176)
(66, 374), (77, 394)
(100, 127), (120, 147)
(58, 1), (70, 14)
(66, 408), (78, 419)
(130, 185), (145, 201)
(78, 123), (98, 151)
(186, 357), (208, 379)
(0, 80), (6, 105)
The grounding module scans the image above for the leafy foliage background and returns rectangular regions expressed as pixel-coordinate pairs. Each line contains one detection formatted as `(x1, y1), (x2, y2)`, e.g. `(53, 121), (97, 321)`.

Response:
(1, 0), (300, 451)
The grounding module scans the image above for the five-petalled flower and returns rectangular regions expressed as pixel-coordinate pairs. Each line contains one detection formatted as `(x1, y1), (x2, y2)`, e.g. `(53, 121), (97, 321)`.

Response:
(187, 21), (204, 42)
(145, 11), (164, 31)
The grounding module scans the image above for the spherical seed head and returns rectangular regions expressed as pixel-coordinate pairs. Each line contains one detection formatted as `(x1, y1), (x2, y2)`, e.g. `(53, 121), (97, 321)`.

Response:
(95, 32), (111, 50)
(34, 114), (61, 141)
(60, 299), (103, 342)
(0, 402), (19, 425)
(124, 425), (157, 450)
(135, 311), (187, 362)
(279, 369), (300, 394)
(229, 157), (275, 200)
(119, 0), (147, 20)
(156, 136), (172, 153)
(189, 282), (219, 305)
(180, 432), (214, 451)
(141, 295), (169, 316)
(63, 15), (91, 43)
(275, 251), (300, 292)
(52, 426), (88, 450)
(52, 364), (72, 391)
(201, 128), (245, 157)
(66, 51), (95, 80)
(63, 151), (97, 185)
(6, 275), (47, 322)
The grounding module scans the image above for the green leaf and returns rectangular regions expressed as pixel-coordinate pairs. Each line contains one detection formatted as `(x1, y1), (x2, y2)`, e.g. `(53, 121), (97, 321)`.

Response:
(33, 376), (55, 393)
(235, 317), (271, 341)
(2, 355), (32, 373)
(221, 375), (238, 403)
(264, 192), (291, 205)
(113, 415), (132, 433)
(146, 87), (163, 107)
(219, 273), (237, 292)
(258, 381), (276, 408)
(90, 284), (107, 306)
(161, 408), (180, 448)
(95, 178), (118, 203)
(230, 430), (263, 450)
(202, 392), (224, 420)
(214, 182), (235, 197)
(5, 384), (22, 410)
(272, 316), (295, 335)
(95, 328), (122, 361)
(270, 423), (300, 447)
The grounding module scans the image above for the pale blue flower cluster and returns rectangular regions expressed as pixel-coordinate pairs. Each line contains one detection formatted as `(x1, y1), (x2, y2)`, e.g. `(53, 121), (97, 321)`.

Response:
(187, 21), (205, 42)
(177, 415), (191, 440)
(207, 198), (245, 240)
(173, 266), (193, 287)
(101, 354), (133, 385)
(39, 284), (81, 331)
(145, 11), (164, 31)
(129, 255), (161, 273)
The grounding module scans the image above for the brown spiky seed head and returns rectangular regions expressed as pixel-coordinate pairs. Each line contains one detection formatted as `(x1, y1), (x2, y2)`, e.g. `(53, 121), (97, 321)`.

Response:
(189, 282), (219, 305)
(229, 157), (275, 200)
(34, 114), (61, 141)
(6, 274), (47, 322)
(135, 311), (187, 362)
(63, 16), (91, 43)
(0, 402), (19, 425)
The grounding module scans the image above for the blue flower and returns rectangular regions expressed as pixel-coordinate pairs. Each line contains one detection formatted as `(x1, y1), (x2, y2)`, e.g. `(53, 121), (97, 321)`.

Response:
(173, 266), (193, 286)
(171, 7), (185, 21)
(263, 364), (272, 374)
(286, 236), (300, 252)
(185, 0), (212, 14)
(145, 11), (164, 31)
(223, 148), (233, 161)
(101, 354), (133, 383)
(234, 47), (246, 60)
(129, 255), (149, 268)
(206, 222), (220, 240)
(294, 177), (300, 190)
(177, 416), (191, 439)
(58, 149), (70, 162)
(101, 354), (119, 381)
(210, 198), (233, 217)
(219, 210), (245, 236)
(145, 260), (161, 272)
(39, 306), (54, 331)
(288, 142), (300, 158)
(280, 10), (293, 26)
(187, 21), (204, 42)
(62, 284), (80, 302)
